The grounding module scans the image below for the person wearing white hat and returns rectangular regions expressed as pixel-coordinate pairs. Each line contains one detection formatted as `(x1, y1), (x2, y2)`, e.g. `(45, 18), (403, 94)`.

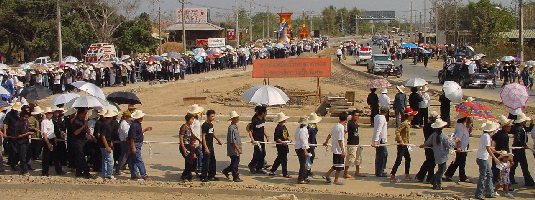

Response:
(475, 121), (501, 199)
(128, 110), (151, 181)
(306, 112), (322, 177)
(115, 111), (132, 175)
(393, 85), (407, 128)
(415, 111), (440, 182)
(510, 112), (534, 186)
(420, 118), (454, 190)
(268, 112), (291, 177)
(99, 109), (118, 179)
(378, 88), (391, 122)
(41, 107), (63, 176)
(222, 111), (243, 182)
(491, 115), (514, 184)
(294, 116), (310, 184)
(417, 86), (430, 127)
(187, 104), (205, 175)
(495, 151), (514, 198)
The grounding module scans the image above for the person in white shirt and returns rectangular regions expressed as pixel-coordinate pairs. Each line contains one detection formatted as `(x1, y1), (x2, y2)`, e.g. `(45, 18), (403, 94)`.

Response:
(445, 115), (471, 182)
(336, 48), (343, 62)
(475, 121), (501, 199)
(295, 116), (310, 184)
(378, 88), (391, 121)
(418, 86), (430, 127)
(115, 111), (132, 175)
(322, 113), (348, 185)
(41, 107), (63, 176)
(187, 104), (205, 174)
(372, 106), (389, 177)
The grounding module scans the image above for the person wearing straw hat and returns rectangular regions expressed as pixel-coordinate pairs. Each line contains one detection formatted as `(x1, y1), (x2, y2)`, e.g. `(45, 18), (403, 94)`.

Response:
(393, 85), (407, 128)
(200, 109), (223, 182)
(417, 85), (430, 127)
(28, 106), (43, 166)
(295, 116), (310, 184)
(491, 115), (513, 184)
(378, 88), (391, 122)
(474, 121), (501, 199)
(343, 110), (365, 179)
(41, 107), (63, 176)
(128, 110), (151, 181)
(415, 111), (439, 183)
(419, 118), (454, 190)
(179, 113), (198, 182)
(4, 102), (22, 171)
(306, 112), (322, 177)
(510, 112), (534, 186)
(390, 107), (418, 183)
(494, 151), (514, 198)
(268, 112), (291, 178)
(187, 104), (205, 175)
(99, 109), (118, 180)
(222, 111), (243, 182)
(444, 113), (472, 183)
(322, 112), (348, 185)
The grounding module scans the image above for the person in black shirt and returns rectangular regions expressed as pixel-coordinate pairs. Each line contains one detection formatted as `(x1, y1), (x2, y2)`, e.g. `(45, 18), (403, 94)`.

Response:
(439, 91), (451, 127)
(98, 109), (117, 179)
(269, 112), (291, 178)
(13, 111), (31, 175)
(367, 89), (379, 125)
(4, 105), (20, 171)
(72, 108), (91, 178)
(509, 113), (534, 186)
(307, 113), (321, 177)
(492, 116), (512, 183)
(247, 106), (269, 174)
(200, 110), (223, 182)
(64, 108), (77, 170)
(344, 110), (365, 178)
(52, 108), (68, 166)
(415, 111), (438, 182)
(409, 87), (423, 128)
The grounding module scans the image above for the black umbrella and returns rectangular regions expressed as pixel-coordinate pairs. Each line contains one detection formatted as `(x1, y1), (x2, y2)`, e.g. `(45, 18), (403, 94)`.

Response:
(19, 85), (53, 101)
(106, 91), (141, 105)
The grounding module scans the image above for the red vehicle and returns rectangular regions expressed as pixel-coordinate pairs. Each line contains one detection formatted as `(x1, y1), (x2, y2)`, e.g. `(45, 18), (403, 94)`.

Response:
(84, 43), (117, 63)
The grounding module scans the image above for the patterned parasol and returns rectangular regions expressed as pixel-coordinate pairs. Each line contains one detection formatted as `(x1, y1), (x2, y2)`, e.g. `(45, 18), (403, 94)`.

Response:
(500, 83), (529, 110)
(455, 101), (495, 119)
(368, 79), (391, 89)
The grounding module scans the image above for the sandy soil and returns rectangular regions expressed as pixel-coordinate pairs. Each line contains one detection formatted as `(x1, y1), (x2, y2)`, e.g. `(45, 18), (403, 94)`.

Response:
(3, 46), (535, 200)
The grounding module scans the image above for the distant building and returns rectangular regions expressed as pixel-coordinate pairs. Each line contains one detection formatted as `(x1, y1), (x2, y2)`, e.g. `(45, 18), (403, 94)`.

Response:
(499, 29), (535, 46)
(164, 23), (225, 47)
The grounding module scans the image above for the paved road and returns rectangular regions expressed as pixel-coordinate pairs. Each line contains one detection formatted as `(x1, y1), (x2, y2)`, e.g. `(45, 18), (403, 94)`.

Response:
(340, 40), (535, 105)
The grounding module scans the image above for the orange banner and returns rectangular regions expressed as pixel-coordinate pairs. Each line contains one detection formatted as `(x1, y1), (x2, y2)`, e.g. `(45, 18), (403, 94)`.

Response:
(252, 58), (332, 78)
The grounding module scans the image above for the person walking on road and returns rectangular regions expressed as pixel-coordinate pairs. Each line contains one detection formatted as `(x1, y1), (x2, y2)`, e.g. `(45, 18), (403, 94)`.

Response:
(420, 118), (454, 190)
(393, 85), (407, 128)
(372, 107), (389, 177)
(415, 111), (439, 183)
(439, 90), (451, 127)
(322, 113), (348, 185)
(409, 87), (423, 128)
(390, 107), (418, 182)
(509, 113), (534, 186)
(222, 111), (243, 182)
(444, 115), (471, 183)
(367, 88), (379, 126)
(474, 121), (501, 199)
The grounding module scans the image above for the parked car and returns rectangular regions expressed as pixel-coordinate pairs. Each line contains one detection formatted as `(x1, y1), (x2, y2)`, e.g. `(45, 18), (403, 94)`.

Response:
(33, 56), (51, 65)
(438, 62), (495, 88)
(367, 54), (394, 75)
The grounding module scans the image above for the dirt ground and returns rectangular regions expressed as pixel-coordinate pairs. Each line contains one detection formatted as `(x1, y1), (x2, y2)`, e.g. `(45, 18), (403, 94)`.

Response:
(3, 47), (535, 200)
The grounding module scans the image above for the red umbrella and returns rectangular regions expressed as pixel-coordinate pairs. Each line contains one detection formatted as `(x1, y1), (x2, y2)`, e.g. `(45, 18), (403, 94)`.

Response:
(146, 57), (157, 62)
(455, 101), (495, 119)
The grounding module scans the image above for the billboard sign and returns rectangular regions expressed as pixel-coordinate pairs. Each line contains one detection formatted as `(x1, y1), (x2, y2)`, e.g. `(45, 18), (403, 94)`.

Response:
(252, 58), (332, 78)
(196, 39), (208, 47)
(208, 38), (225, 47)
(363, 11), (396, 19)
(176, 8), (208, 24)
(227, 29), (236, 40)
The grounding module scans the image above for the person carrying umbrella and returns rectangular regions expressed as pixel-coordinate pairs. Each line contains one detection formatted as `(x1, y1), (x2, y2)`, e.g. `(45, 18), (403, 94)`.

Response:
(408, 87), (423, 128)
(247, 105), (270, 174)
(439, 90), (451, 127)
(367, 88), (379, 126)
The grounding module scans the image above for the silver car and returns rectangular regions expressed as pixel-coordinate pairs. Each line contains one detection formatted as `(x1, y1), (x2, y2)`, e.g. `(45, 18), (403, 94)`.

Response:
(367, 54), (394, 75)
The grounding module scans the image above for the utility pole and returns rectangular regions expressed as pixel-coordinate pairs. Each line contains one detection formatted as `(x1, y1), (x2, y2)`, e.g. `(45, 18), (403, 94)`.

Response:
(235, 0), (240, 47)
(341, 13), (344, 33)
(57, 0), (63, 62)
(267, 6), (271, 38)
(249, 0), (253, 42)
(180, 0), (186, 53)
(434, 0), (438, 33)
(410, 1), (413, 38)
(158, 0), (162, 55)
(519, 0), (524, 62)
(423, 0), (427, 34)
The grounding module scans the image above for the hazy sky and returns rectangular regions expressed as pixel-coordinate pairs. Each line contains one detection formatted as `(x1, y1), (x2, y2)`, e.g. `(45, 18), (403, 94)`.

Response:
(140, 0), (517, 22)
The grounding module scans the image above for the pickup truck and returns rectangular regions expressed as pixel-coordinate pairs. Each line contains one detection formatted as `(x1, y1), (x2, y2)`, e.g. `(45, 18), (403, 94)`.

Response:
(367, 54), (394, 75)
(356, 46), (372, 65)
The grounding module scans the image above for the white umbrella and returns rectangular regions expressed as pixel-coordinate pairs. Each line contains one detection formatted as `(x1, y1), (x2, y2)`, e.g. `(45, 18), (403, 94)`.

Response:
(20, 63), (31, 70)
(500, 56), (515, 62)
(52, 93), (80, 105)
(70, 81), (106, 99)
(121, 55), (131, 61)
(403, 77), (428, 87)
(69, 96), (104, 108)
(466, 46), (475, 52)
(241, 85), (289, 106)
(0, 63), (8, 70)
(527, 60), (535, 66)
(443, 81), (463, 103)
(63, 56), (79, 63)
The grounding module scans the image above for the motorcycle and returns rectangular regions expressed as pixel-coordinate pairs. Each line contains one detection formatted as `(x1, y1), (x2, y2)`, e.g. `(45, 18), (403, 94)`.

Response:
(383, 64), (403, 78)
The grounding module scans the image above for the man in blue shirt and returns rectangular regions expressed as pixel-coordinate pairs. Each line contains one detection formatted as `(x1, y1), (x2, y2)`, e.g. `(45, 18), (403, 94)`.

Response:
(128, 110), (152, 181)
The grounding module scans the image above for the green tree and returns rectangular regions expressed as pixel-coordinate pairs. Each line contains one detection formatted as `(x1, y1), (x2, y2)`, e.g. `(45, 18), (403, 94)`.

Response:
(114, 13), (158, 54)
(466, 0), (516, 44)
